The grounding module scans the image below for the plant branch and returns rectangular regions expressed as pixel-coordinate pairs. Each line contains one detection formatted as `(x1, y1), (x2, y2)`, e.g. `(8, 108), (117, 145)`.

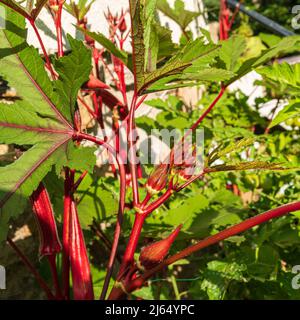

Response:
(47, 254), (63, 299)
(55, 5), (64, 58)
(29, 20), (56, 79)
(118, 212), (146, 275)
(117, 201), (300, 297)
(190, 86), (226, 131)
(7, 237), (55, 300)
(128, 93), (140, 206)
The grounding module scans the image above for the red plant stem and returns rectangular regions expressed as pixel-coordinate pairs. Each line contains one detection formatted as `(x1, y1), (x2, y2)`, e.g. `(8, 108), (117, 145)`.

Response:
(119, 62), (128, 106)
(99, 55), (120, 89)
(72, 170), (88, 192)
(116, 34), (128, 106)
(219, 0), (229, 40)
(116, 187), (173, 279)
(93, 93), (105, 129)
(175, 173), (205, 192)
(119, 213), (146, 275)
(73, 132), (126, 300)
(228, 1), (241, 29)
(7, 237), (55, 300)
(98, 146), (127, 299)
(190, 86), (226, 131)
(135, 95), (147, 110)
(29, 20), (56, 79)
(143, 188), (173, 216)
(78, 96), (98, 119)
(62, 168), (73, 300)
(99, 180), (126, 299)
(140, 192), (152, 209)
(109, 78), (223, 290)
(128, 93), (140, 206)
(55, 5), (64, 58)
(47, 254), (63, 299)
(110, 201), (300, 299)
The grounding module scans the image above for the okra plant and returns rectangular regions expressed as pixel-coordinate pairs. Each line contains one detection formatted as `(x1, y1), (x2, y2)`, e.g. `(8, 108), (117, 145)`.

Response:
(0, 0), (300, 300)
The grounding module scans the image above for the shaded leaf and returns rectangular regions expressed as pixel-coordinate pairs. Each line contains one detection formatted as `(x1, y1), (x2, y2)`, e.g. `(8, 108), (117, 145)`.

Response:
(219, 35), (247, 72)
(201, 260), (247, 300)
(75, 175), (118, 229)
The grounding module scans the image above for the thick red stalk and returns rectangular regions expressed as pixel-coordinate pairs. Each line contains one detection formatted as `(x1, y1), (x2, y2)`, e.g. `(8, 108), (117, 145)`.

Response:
(114, 187), (174, 280)
(118, 213), (146, 275)
(219, 0), (230, 40)
(128, 93), (140, 206)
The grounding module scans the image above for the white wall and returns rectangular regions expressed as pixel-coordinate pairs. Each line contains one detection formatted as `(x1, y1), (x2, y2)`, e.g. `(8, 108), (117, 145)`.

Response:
(27, 0), (206, 53)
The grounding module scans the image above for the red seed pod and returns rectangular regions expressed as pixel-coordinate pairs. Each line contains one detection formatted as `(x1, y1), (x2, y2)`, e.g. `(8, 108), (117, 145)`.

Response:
(139, 225), (182, 270)
(30, 183), (62, 258)
(99, 90), (125, 115)
(118, 16), (127, 33)
(145, 164), (170, 195)
(172, 143), (198, 181)
(69, 200), (94, 300)
(84, 34), (95, 47)
(84, 74), (109, 90)
(112, 56), (122, 74)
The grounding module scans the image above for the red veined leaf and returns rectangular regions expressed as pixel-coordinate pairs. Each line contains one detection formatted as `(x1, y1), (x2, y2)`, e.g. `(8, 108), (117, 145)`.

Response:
(0, 8), (93, 241)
